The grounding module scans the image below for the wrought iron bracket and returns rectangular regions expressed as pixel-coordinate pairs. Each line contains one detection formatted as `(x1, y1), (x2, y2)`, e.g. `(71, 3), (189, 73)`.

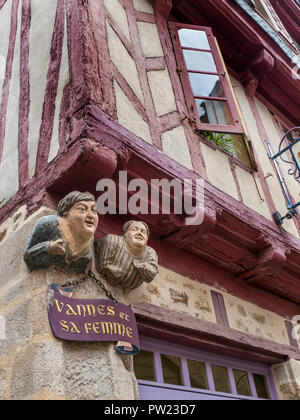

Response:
(266, 127), (300, 227)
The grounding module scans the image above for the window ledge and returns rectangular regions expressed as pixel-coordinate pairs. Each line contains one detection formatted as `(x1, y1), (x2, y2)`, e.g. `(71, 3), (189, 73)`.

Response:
(195, 131), (256, 174)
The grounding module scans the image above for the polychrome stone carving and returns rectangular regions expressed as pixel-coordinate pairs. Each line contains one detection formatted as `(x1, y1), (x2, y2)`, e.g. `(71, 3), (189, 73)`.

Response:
(95, 220), (158, 290)
(24, 191), (98, 274)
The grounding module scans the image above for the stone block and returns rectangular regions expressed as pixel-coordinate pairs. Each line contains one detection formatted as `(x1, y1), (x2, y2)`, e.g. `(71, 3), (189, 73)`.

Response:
(0, 360), (10, 400)
(0, 205), (27, 245)
(4, 299), (32, 342)
(9, 340), (65, 400)
(108, 348), (139, 400)
(0, 207), (53, 289)
(63, 342), (116, 400)
(3, 289), (50, 344)
(125, 265), (216, 323)
(272, 359), (300, 400)
(4, 278), (29, 305)
(62, 341), (137, 400)
(0, 339), (17, 358)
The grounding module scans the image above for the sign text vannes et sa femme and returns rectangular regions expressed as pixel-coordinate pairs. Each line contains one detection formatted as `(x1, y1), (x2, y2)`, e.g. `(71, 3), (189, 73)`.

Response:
(48, 289), (139, 349)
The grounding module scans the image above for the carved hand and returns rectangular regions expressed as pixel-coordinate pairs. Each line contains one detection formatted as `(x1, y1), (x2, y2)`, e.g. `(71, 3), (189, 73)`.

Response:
(133, 260), (143, 270)
(48, 239), (67, 256)
(101, 264), (123, 281)
(133, 260), (153, 271)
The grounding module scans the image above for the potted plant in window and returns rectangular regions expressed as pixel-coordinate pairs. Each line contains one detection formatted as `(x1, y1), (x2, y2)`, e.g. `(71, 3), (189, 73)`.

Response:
(195, 130), (237, 157)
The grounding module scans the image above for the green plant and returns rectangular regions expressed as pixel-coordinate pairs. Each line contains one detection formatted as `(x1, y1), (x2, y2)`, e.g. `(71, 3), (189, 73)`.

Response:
(195, 130), (237, 156)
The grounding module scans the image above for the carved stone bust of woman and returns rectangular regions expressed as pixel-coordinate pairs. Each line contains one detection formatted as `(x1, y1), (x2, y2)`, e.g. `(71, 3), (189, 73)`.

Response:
(24, 191), (98, 274)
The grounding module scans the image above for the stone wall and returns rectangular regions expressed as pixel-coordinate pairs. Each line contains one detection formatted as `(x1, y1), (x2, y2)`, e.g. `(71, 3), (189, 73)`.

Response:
(272, 359), (300, 400)
(125, 265), (295, 348)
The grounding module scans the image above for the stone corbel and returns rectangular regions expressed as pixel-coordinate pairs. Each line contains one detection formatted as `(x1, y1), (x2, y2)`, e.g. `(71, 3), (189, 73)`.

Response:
(237, 244), (288, 284)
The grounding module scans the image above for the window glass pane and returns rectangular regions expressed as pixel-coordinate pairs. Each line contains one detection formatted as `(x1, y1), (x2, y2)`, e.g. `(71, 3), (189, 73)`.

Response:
(133, 350), (156, 382)
(161, 354), (183, 386)
(189, 73), (224, 98)
(187, 360), (209, 390)
(211, 365), (231, 393)
(183, 50), (217, 73)
(178, 28), (210, 50)
(233, 369), (252, 396)
(253, 374), (270, 399)
(195, 99), (232, 125)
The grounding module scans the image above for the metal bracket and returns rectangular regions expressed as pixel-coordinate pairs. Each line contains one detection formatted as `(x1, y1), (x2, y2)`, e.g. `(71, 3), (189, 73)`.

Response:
(266, 127), (300, 227)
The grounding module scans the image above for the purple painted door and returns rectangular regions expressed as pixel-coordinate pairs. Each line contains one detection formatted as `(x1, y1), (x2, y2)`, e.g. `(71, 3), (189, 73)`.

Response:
(134, 337), (278, 400)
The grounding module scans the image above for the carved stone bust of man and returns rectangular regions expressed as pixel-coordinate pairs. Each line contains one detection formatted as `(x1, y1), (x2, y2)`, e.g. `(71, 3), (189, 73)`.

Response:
(95, 220), (158, 290)
(24, 191), (98, 274)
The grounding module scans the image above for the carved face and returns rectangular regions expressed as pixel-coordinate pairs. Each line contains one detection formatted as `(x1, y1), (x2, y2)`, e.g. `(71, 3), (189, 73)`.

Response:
(124, 221), (148, 252)
(66, 200), (99, 239)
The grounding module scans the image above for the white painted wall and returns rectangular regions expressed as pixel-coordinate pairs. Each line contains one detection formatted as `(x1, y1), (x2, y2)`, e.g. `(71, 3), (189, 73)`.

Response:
(28, 0), (58, 178)
(0, 0), (21, 206)
(48, 12), (70, 163)
(0, 0), (11, 103)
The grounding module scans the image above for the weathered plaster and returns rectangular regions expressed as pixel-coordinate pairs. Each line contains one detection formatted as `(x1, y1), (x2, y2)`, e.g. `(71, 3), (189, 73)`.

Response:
(232, 78), (299, 238)
(0, 0), (21, 205)
(133, 0), (154, 14)
(137, 22), (164, 58)
(234, 166), (272, 220)
(161, 126), (193, 170)
(125, 265), (217, 323)
(28, 0), (58, 178)
(107, 21), (144, 104)
(114, 79), (152, 144)
(254, 98), (300, 213)
(48, 12), (69, 163)
(223, 294), (290, 346)
(147, 69), (177, 117)
(104, 0), (131, 41)
(125, 264), (294, 349)
(200, 143), (239, 201)
(0, 0), (11, 102)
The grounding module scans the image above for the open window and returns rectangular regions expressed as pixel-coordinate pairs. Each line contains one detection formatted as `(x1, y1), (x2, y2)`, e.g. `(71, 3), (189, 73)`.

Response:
(169, 23), (254, 168)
